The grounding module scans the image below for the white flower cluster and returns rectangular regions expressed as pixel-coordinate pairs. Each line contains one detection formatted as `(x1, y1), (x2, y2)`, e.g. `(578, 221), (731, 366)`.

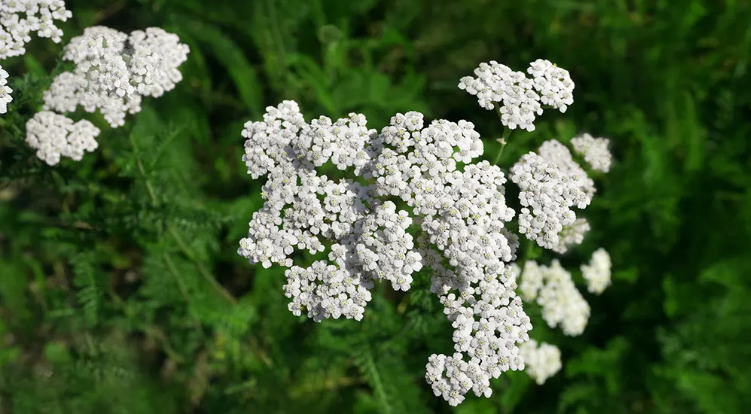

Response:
(581, 248), (611, 294)
(458, 59), (574, 131)
(519, 260), (590, 336)
(24, 111), (100, 166)
(571, 133), (612, 172)
(518, 340), (562, 385)
(0, 0), (72, 60)
(25, 26), (189, 165)
(239, 101), (532, 406)
(0, 64), (10, 113)
(552, 218), (590, 254)
(42, 26), (190, 128)
(238, 101), (417, 322)
(509, 140), (592, 251)
(538, 139), (596, 197)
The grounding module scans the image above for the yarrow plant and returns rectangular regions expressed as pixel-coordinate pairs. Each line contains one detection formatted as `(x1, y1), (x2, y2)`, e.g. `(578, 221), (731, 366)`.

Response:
(0, 64), (10, 113)
(0, 1), (72, 115)
(238, 59), (613, 405)
(458, 59), (574, 131)
(25, 111), (99, 165)
(581, 248), (612, 294)
(0, 0), (72, 60)
(25, 25), (189, 165)
(571, 133), (612, 172)
(518, 339), (562, 385)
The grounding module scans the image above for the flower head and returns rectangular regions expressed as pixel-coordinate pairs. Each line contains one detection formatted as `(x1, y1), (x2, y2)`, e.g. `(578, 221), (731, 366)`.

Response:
(0, 65), (11, 113)
(459, 59), (574, 131)
(581, 248), (612, 294)
(571, 133), (612, 172)
(25, 111), (100, 166)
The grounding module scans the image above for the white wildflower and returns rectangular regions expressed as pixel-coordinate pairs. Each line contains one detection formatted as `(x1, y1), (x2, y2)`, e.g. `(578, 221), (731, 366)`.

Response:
(0, 65), (11, 113)
(459, 59), (574, 132)
(521, 260), (590, 336)
(25, 111), (100, 166)
(239, 101), (532, 407)
(519, 340), (562, 384)
(43, 26), (190, 128)
(551, 218), (590, 254)
(527, 59), (575, 113)
(509, 142), (591, 250)
(0, 0), (72, 60)
(571, 133), (612, 172)
(581, 248), (612, 294)
(537, 139), (596, 197)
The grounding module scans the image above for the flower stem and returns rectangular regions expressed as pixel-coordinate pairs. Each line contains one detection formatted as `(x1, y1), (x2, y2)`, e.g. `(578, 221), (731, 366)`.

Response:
(492, 103), (513, 165)
(128, 134), (237, 306)
(494, 128), (512, 165)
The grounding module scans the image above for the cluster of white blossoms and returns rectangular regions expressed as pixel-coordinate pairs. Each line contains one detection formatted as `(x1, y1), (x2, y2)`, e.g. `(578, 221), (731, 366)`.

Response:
(24, 25), (189, 165)
(0, 64), (10, 113)
(0, 0), (72, 60)
(42, 26), (190, 128)
(238, 58), (615, 406)
(238, 101), (532, 406)
(24, 111), (100, 166)
(571, 133), (612, 172)
(581, 248), (612, 294)
(509, 140), (592, 250)
(552, 218), (591, 254)
(458, 59), (574, 131)
(519, 260), (590, 336)
(518, 340), (562, 385)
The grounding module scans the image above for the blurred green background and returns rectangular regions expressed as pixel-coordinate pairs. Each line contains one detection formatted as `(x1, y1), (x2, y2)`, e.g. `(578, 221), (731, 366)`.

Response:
(1, 0), (750, 413)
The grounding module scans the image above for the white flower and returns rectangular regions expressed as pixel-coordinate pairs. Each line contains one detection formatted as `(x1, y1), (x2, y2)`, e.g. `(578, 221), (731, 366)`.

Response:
(571, 133), (612, 172)
(527, 59), (575, 113)
(239, 102), (533, 406)
(581, 248), (612, 294)
(518, 261), (544, 301)
(0, 0), (72, 60)
(520, 260), (590, 336)
(510, 141), (592, 250)
(458, 60), (574, 131)
(25, 111), (100, 166)
(128, 28), (190, 97)
(43, 26), (189, 128)
(0, 65), (11, 113)
(537, 139), (596, 198)
(519, 340), (562, 384)
(551, 218), (590, 254)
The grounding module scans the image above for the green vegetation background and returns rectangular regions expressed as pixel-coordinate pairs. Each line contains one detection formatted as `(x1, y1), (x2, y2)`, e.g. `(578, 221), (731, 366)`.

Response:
(1, 0), (750, 413)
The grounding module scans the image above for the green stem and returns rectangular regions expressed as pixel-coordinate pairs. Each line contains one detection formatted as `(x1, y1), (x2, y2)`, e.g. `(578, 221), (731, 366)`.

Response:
(492, 103), (513, 165)
(163, 252), (208, 331)
(128, 134), (237, 306)
(494, 127), (512, 165)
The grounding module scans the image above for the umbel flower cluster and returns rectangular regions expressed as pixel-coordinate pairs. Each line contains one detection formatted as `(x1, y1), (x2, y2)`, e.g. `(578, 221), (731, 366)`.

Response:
(518, 339), (562, 385)
(0, 64), (10, 113)
(239, 101), (531, 406)
(571, 133), (612, 173)
(25, 25), (189, 165)
(518, 260), (590, 336)
(459, 59), (574, 131)
(0, 0), (73, 114)
(0, 0), (72, 60)
(25, 111), (99, 165)
(514, 248), (612, 384)
(509, 139), (596, 251)
(238, 59), (614, 405)
(581, 247), (612, 294)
